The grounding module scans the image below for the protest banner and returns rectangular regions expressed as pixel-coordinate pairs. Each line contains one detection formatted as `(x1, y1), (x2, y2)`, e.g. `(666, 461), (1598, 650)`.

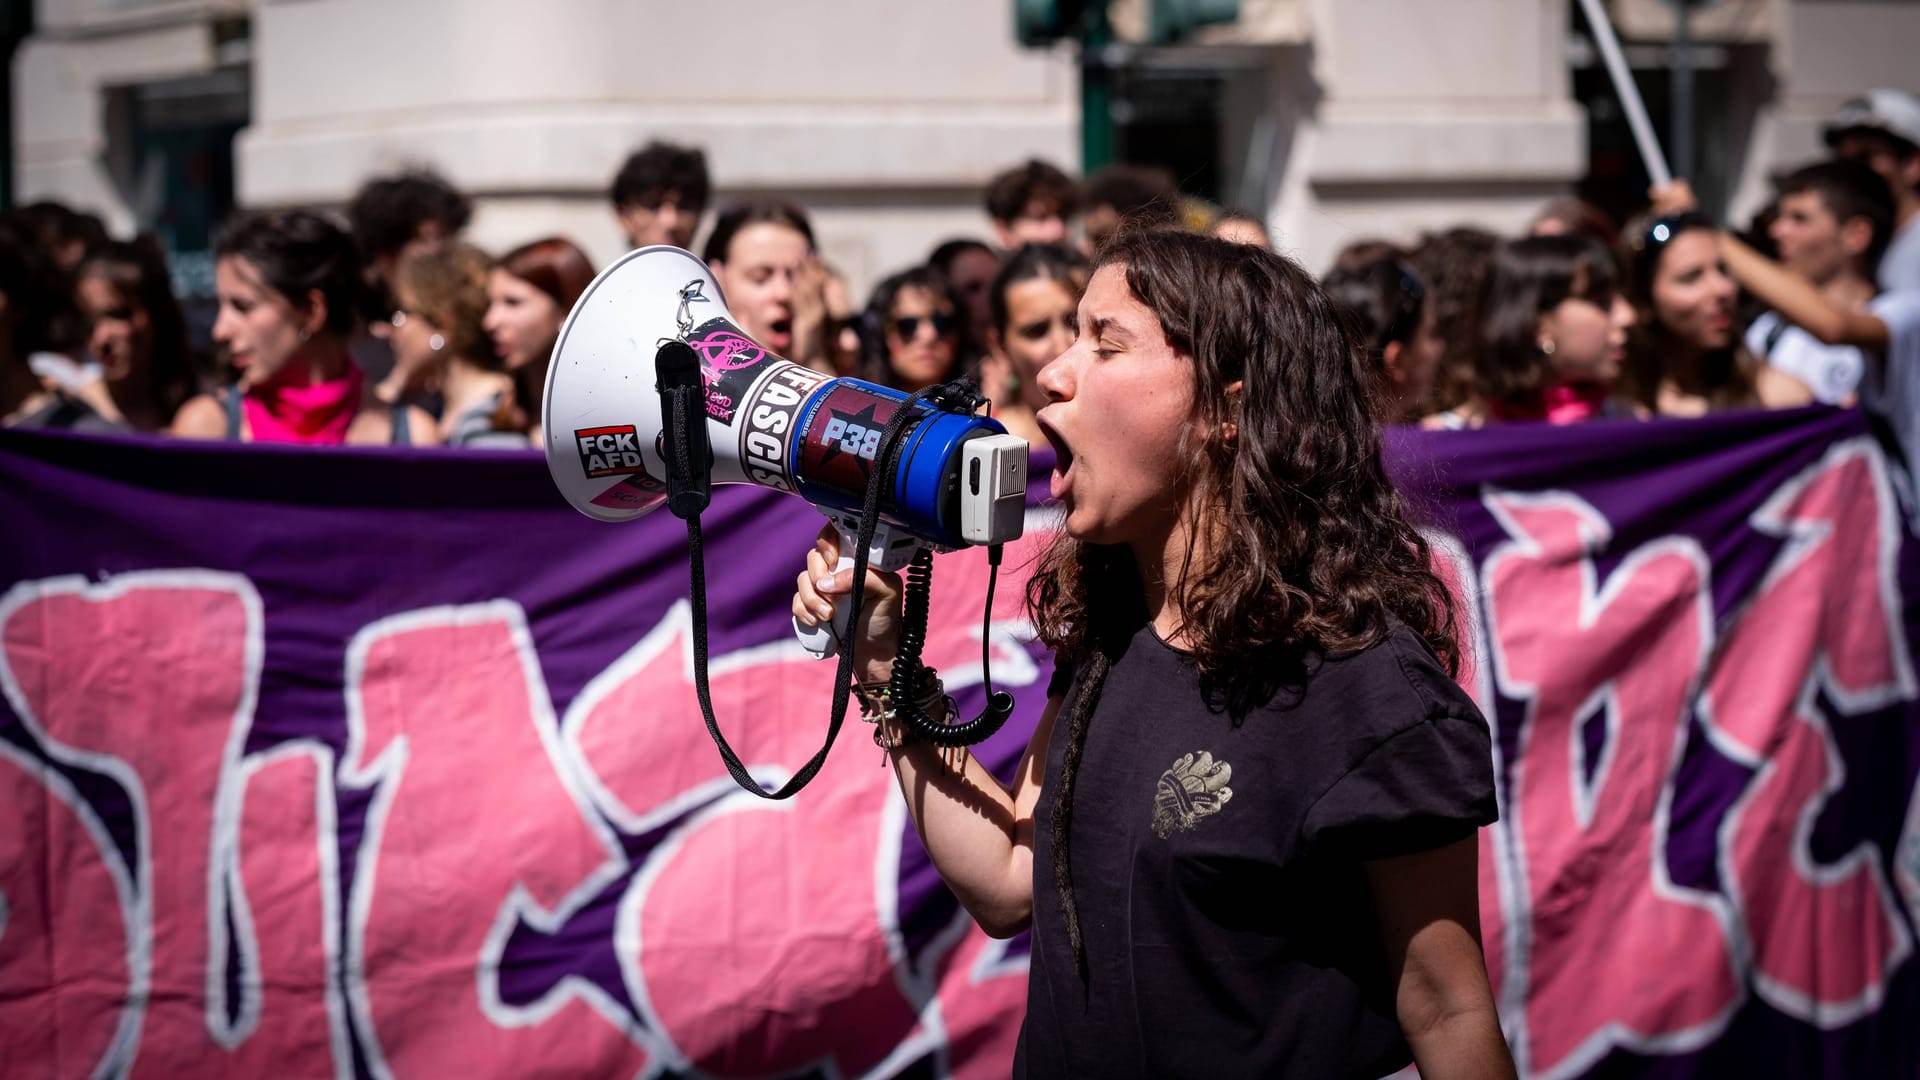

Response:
(1, 406), (1915, 1077)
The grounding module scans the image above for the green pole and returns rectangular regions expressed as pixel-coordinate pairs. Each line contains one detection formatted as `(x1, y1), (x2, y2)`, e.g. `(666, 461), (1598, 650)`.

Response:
(0, 1), (29, 211)
(1080, 4), (1113, 172)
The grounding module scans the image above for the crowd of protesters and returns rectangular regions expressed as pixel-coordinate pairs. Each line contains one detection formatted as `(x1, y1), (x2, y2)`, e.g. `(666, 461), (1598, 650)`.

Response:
(4, 88), (1920, 459)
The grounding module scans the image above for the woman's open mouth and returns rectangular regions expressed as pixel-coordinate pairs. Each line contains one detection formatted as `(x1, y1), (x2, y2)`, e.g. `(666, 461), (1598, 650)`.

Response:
(1037, 415), (1074, 500)
(766, 319), (793, 351)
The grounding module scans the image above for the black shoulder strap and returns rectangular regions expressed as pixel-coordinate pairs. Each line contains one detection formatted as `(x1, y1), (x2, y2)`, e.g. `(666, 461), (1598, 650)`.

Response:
(391, 402), (411, 446)
(1760, 314), (1791, 358)
(223, 384), (244, 441)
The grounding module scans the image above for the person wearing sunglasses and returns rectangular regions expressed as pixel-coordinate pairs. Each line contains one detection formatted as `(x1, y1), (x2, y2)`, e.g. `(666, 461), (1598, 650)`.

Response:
(857, 265), (972, 393)
(1622, 211), (1810, 415)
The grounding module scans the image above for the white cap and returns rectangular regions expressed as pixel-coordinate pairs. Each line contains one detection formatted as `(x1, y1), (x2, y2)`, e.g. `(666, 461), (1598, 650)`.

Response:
(1825, 89), (1920, 150)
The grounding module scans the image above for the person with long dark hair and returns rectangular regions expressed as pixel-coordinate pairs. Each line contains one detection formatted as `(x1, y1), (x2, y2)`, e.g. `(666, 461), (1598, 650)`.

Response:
(928, 237), (1001, 351)
(1323, 252), (1445, 423)
(856, 265), (972, 392)
(172, 210), (437, 445)
(794, 229), (1511, 1077)
(1423, 234), (1638, 428)
(1623, 211), (1808, 414)
(0, 214), (111, 431)
(1409, 226), (1499, 419)
(702, 201), (834, 375)
(73, 237), (200, 431)
(979, 242), (1087, 447)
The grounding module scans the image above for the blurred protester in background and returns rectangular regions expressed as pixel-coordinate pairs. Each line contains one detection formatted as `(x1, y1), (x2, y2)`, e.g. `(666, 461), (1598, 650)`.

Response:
(1825, 90), (1920, 293)
(347, 168), (472, 386)
(1209, 209), (1272, 250)
(1424, 234), (1637, 428)
(979, 242), (1087, 447)
(1622, 211), (1807, 414)
(387, 242), (524, 448)
(1080, 164), (1181, 253)
(1324, 253), (1445, 424)
(984, 159), (1079, 249)
(173, 210), (437, 445)
(858, 265), (970, 393)
(1328, 238), (1407, 275)
(610, 140), (710, 251)
(823, 265), (863, 377)
(1713, 162), (1895, 409)
(16, 200), (107, 273)
(1529, 196), (1621, 251)
(1410, 227), (1500, 420)
(929, 237), (1000, 354)
(1687, 164), (1920, 493)
(349, 168), (471, 302)
(484, 236), (596, 443)
(71, 237), (200, 431)
(702, 201), (834, 374)
(0, 215), (115, 431)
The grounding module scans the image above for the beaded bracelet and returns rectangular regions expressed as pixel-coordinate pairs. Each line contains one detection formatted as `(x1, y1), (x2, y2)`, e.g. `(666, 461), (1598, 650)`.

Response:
(852, 666), (955, 750)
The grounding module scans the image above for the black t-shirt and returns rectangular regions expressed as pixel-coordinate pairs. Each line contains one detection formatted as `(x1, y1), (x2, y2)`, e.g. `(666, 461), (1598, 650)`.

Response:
(1015, 622), (1497, 1079)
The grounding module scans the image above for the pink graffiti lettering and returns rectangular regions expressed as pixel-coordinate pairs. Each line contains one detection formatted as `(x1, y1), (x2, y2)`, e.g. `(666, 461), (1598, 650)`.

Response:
(1482, 492), (1736, 1079)
(1702, 442), (1915, 1026)
(0, 745), (138, 1078)
(563, 530), (1052, 1077)
(342, 602), (648, 1077)
(222, 747), (346, 1071)
(567, 608), (922, 1076)
(0, 572), (352, 1077)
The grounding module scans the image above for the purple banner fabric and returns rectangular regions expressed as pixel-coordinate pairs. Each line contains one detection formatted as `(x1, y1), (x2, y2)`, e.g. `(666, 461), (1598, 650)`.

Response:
(0, 405), (1915, 1078)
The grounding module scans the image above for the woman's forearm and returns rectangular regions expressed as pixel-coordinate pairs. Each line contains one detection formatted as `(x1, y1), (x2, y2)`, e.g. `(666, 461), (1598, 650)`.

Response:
(878, 692), (1058, 938)
(1719, 232), (1889, 350)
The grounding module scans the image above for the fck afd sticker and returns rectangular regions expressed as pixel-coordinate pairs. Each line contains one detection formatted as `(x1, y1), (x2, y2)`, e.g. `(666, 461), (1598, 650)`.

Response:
(574, 425), (650, 479)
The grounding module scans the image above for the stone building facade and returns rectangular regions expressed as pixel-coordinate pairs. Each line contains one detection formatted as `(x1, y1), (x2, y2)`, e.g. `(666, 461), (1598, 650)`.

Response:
(15, 0), (1920, 294)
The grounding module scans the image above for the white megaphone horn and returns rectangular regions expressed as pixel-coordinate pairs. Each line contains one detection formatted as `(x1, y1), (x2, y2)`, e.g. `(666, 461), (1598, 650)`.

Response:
(541, 246), (1028, 655)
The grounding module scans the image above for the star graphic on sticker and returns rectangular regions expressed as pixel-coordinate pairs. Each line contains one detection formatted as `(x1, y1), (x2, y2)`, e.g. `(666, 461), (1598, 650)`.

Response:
(817, 401), (886, 470)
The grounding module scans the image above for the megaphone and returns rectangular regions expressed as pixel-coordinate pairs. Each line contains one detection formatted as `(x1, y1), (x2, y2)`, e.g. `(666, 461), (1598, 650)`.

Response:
(541, 246), (1028, 655)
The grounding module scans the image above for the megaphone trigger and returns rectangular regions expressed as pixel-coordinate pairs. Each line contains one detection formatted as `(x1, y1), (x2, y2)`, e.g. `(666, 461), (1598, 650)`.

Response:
(794, 515), (927, 660)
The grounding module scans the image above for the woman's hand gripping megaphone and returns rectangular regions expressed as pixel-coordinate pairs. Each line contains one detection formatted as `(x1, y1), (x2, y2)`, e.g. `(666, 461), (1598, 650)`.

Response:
(793, 523), (905, 675)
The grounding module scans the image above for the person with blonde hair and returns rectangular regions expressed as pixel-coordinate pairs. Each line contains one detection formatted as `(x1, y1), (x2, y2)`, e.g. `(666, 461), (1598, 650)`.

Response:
(388, 243), (525, 448)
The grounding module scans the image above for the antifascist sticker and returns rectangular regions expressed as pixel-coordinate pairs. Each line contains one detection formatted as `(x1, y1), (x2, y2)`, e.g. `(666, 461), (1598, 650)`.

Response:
(686, 317), (774, 425)
(574, 425), (650, 479)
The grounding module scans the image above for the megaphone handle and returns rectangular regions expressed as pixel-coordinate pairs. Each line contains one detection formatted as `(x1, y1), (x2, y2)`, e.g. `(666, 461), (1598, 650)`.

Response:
(794, 544), (857, 660)
(794, 517), (924, 659)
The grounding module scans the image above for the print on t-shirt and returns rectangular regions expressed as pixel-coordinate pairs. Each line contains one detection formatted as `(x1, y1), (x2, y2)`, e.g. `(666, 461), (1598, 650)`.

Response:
(1151, 750), (1235, 838)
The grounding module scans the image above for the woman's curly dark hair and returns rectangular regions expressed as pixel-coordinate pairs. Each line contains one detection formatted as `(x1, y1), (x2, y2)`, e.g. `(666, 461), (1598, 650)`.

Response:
(1026, 228), (1461, 968)
(1410, 226), (1499, 414)
(1028, 227), (1459, 689)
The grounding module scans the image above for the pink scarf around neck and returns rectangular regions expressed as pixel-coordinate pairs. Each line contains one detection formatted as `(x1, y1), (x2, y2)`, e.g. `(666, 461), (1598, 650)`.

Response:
(1488, 380), (1610, 425)
(243, 364), (365, 445)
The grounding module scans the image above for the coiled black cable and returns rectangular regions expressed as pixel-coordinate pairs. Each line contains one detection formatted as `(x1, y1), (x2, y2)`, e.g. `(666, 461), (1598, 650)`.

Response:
(885, 543), (1015, 747)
